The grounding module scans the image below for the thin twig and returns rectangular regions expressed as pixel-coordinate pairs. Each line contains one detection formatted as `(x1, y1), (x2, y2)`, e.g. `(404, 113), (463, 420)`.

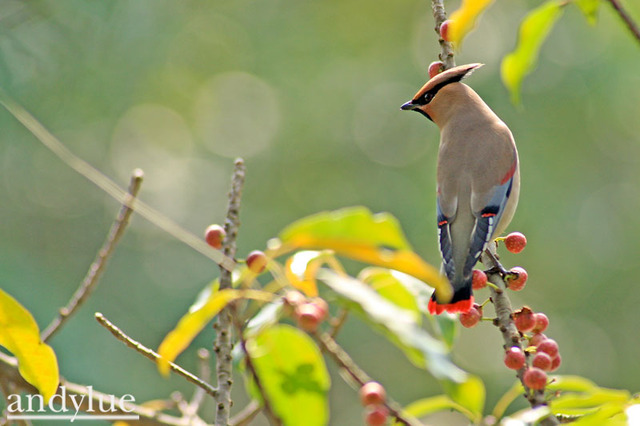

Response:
(312, 332), (421, 426)
(185, 349), (212, 421)
(229, 400), (261, 426)
(215, 158), (246, 426)
(605, 0), (640, 44)
(481, 244), (559, 426)
(431, 0), (456, 70)
(94, 312), (218, 399)
(41, 170), (144, 342)
(231, 315), (282, 425)
(0, 352), (201, 426)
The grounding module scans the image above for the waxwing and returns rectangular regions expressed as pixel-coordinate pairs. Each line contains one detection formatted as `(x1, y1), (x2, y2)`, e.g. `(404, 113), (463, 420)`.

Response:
(401, 63), (520, 314)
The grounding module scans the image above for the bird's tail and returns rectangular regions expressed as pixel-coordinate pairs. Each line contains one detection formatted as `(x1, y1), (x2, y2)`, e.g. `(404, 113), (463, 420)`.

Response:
(428, 280), (474, 315)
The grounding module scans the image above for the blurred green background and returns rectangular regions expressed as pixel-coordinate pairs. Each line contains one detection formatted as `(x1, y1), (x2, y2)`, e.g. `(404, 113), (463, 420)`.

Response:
(1, 0), (639, 424)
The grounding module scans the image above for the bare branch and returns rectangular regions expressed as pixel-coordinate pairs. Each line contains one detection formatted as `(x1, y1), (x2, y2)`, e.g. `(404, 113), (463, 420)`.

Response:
(312, 332), (421, 426)
(431, 0), (456, 69)
(605, 0), (640, 44)
(481, 244), (559, 426)
(185, 348), (211, 420)
(215, 158), (246, 426)
(94, 312), (218, 399)
(42, 170), (144, 342)
(229, 400), (261, 426)
(0, 352), (200, 426)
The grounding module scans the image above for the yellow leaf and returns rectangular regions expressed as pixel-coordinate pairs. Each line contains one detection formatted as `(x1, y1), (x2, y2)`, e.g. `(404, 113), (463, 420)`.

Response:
(278, 207), (452, 302)
(0, 288), (59, 402)
(156, 288), (273, 376)
(449, 0), (495, 46)
(284, 251), (323, 297)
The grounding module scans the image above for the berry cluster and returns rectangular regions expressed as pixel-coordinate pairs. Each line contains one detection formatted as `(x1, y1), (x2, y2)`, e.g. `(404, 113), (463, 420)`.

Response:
(283, 291), (329, 333)
(459, 232), (529, 328)
(458, 231), (560, 391)
(359, 382), (389, 425)
(506, 307), (561, 390)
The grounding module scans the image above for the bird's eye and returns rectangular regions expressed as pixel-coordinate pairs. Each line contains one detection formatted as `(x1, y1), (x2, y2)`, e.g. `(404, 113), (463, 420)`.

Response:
(423, 92), (434, 104)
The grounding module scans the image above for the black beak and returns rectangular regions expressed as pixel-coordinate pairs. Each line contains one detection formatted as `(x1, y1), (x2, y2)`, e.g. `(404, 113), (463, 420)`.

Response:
(400, 100), (418, 111)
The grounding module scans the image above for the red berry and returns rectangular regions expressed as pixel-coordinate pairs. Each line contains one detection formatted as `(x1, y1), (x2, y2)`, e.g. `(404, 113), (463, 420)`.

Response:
(204, 224), (226, 249)
(532, 313), (549, 333)
(537, 339), (559, 359)
(246, 250), (268, 273)
(504, 232), (527, 254)
(440, 20), (452, 42)
(506, 267), (528, 291)
(529, 333), (547, 347)
(428, 61), (444, 78)
(295, 303), (325, 332)
(283, 291), (306, 315)
(359, 382), (387, 406)
(311, 297), (329, 319)
(459, 305), (482, 328)
(471, 270), (487, 290)
(532, 352), (553, 371)
(364, 404), (389, 426)
(514, 306), (536, 332)
(523, 367), (548, 390)
(550, 354), (562, 371)
(504, 347), (526, 370)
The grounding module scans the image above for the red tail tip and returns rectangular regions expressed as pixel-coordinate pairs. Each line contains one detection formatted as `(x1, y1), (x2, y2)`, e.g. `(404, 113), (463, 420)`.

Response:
(428, 296), (474, 315)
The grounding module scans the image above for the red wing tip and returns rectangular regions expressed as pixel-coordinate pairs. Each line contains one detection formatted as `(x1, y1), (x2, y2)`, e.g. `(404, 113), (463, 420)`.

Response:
(428, 297), (474, 315)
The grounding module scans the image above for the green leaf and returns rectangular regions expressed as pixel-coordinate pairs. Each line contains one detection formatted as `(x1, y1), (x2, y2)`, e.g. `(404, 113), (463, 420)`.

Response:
(0, 288), (59, 402)
(399, 395), (473, 423)
(575, 0), (600, 25)
(501, 1), (565, 104)
(318, 269), (466, 383)
(547, 375), (598, 393)
(358, 267), (421, 324)
(441, 374), (485, 423)
(244, 299), (284, 339)
(433, 314), (459, 350)
(246, 325), (330, 426)
(545, 375), (631, 422)
(277, 207), (451, 301)
(501, 406), (553, 424)
(572, 403), (628, 425)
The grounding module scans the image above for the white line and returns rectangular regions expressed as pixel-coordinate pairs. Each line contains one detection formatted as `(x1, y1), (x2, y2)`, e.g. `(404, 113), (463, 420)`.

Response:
(7, 414), (140, 421)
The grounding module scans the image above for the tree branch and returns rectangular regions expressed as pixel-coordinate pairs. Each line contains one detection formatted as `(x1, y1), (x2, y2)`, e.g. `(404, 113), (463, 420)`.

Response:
(41, 169), (144, 342)
(94, 313), (218, 399)
(481, 244), (559, 426)
(431, 0), (456, 70)
(0, 352), (201, 426)
(605, 0), (640, 44)
(215, 158), (246, 426)
(312, 331), (421, 426)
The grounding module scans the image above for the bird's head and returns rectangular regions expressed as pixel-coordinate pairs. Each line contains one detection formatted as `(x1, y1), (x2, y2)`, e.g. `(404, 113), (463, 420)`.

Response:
(401, 63), (484, 125)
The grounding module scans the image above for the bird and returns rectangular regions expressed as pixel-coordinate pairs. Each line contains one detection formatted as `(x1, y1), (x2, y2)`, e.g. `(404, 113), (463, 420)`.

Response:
(400, 63), (520, 315)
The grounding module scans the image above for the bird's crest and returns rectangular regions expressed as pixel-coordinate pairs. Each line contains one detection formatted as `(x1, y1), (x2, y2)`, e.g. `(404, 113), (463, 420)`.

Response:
(411, 63), (484, 105)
